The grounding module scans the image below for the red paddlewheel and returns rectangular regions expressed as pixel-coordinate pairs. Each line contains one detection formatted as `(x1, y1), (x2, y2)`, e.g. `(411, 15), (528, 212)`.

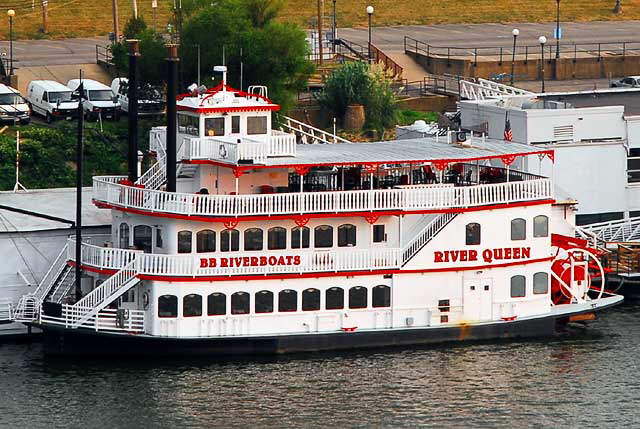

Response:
(550, 248), (605, 305)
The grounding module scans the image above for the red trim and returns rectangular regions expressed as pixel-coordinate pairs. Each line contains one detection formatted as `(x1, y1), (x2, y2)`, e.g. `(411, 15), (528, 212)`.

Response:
(68, 261), (117, 275)
(93, 198), (555, 223)
(341, 327), (358, 332)
(501, 316), (518, 321)
(177, 105), (280, 114)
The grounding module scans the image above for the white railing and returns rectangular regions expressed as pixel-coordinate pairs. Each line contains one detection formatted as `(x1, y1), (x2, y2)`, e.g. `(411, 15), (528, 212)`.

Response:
(280, 115), (351, 144)
(93, 176), (552, 218)
(579, 216), (640, 243)
(402, 212), (457, 264)
(460, 78), (533, 100)
(268, 131), (297, 156)
(68, 239), (143, 271)
(41, 305), (144, 333)
(0, 298), (13, 322)
(74, 261), (138, 311)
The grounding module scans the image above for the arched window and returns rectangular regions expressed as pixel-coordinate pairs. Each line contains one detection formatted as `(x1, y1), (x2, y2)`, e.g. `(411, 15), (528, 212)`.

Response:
(278, 289), (297, 312)
(510, 275), (526, 297)
(291, 226), (310, 249)
(466, 223), (481, 245)
(221, 229), (239, 252)
(207, 293), (226, 316)
(197, 230), (216, 253)
(302, 288), (320, 311)
(268, 227), (287, 250)
(511, 218), (526, 241)
(314, 225), (333, 248)
(325, 287), (344, 310)
(533, 272), (549, 294)
(255, 290), (274, 313)
(244, 228), (263, 251)
(338, 224), (357, 247)
(119, 223), (129, 248)
(231, 292), (250, 315)
(133, 225), (152, 253)
(372, 285), (391, 308)
(177, 230), (192, 253)
(349, 286), (368, 309)
(534, 215), (549, 237)
(158, 295), (177, 318)
(183, 294), (202, 317)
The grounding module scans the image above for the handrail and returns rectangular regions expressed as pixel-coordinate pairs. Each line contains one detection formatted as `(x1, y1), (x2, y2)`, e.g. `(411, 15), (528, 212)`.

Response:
(579, 216), (640, 243)
(369, 43), (403, 77)
(42, 305), (145, 333)
(280, 115), (351, 144)
(402, 213), (457, 264)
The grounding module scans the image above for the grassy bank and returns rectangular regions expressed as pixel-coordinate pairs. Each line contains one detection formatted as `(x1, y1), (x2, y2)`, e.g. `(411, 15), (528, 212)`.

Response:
(0, 0), (637, 40)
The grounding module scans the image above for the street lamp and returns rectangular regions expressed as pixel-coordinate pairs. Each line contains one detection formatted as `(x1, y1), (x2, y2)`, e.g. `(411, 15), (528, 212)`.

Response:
(7, 9), (15, 76)
(366, 5), (374, 62)
(555, 0), (560, 59)
(510, 28), (519, 86)
(539, 36), (547, 93)
(332, 0), (337, 55)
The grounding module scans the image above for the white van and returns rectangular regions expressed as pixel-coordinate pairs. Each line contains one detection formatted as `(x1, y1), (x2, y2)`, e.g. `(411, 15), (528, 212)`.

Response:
(26, 80), (79, 123)
(111, 78), (165, 116)
(67, 79), (121, 121)
(0, 84), (30, 125)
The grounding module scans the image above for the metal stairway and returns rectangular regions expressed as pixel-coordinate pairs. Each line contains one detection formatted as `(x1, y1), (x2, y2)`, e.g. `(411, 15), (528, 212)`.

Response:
(402, 213), (458, 265)
(280, 116), (351, 145)
(459, 78), (533, 100)
(44, 265), (76, 304)
(177, 163), (199, 178)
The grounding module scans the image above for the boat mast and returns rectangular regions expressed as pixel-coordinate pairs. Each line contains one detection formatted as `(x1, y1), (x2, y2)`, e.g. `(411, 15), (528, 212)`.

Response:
(75, 71), (84, 301)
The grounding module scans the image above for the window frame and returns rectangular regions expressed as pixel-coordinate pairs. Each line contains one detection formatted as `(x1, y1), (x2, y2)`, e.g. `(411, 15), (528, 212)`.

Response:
(291, 226), (310, 249)
(302, 288), (321, 311)
(119, 222), (130, 248)
(244, 228), (264, 251)
(372, 285), (391, 308)
(247, 115), (268, 135)
(278, 289), (298, 312)
(533, 215), (549, 238)
(255, 290), (274, 314)
(325, 287), (344, 310)
(207, 292), (226, 316)
(177, 230), (193, 254)
(183, 293), (203, 317)
(510, 275), (526, 298)
(510, 218), (526, 241)
(348, 286), (368, 309)
(158, 295), (178, 318)
(196, 229), (216, 253)
(337, 224), (357, 247)
(465, 222), (481, 245)
(314, 225), (334, 248)
(221, 229), (240, 252)
(267, 227), (287, 250)
(533, 272), (549, 295)
(231, 291), (250, 315)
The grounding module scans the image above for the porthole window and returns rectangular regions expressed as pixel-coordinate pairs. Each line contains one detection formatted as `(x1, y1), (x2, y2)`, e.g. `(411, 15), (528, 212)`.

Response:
(231, 292), (250, 315)
(372, 285), (391, 308)
(465, 223), (481, 245)
(119, 223), (130, 248)
(197, 230), (216, 253)
(291, 226), (310, 249)
(533, 272), (549, 294)
(338, 224), (357, 247)
(221, 229), (239, 252)
(534, 215), (549, 237)
(244, 228), (263, 251)
(255, 290), (274, 314)
(177, 230), (192, 253)
(314, 225), (333, 248)
(207, 293), (226, 316)
(183, 294), (202, 317)
(510, 275), (526, 298)
(511, 218), (526, 241)
(302, 288), (320, 311)
(279, 289), (298, 312)
(158, 295), (177, 318)
(325, 287), (344, 310)
(349, 286), (368, 309)
(268, 227), (287, 250)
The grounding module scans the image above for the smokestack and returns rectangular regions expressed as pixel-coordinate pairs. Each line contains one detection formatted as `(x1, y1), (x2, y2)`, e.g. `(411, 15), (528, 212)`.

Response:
(166, 44), (179, 193)
(127, 39), (140, 183)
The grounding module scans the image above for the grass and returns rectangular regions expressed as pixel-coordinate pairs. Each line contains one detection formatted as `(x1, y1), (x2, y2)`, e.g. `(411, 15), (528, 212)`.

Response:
(0, 0), (637, 40)
(397, 109), (438, 126)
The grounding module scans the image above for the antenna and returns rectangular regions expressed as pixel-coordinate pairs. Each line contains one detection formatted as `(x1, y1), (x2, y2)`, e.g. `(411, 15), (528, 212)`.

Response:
(240, 46), (243, 92)
(12, 130), (26, 192)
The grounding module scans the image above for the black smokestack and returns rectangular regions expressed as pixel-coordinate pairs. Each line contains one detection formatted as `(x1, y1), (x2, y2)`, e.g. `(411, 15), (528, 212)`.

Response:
(166, 44), (179, 193)
(127, 39), (140, 183)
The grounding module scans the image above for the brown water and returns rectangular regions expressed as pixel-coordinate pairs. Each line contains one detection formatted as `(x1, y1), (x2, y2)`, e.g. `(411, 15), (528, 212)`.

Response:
(1, 303), (639, 428)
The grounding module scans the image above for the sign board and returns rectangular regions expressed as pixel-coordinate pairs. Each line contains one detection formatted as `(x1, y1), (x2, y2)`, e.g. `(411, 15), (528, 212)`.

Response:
(554, 27), (562, 39)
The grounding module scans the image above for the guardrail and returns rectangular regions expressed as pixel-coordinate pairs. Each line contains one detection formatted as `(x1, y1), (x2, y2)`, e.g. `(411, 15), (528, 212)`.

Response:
(369, 43), (403, 77)
(95, 44), (113, 65)
(41, 305), (145, 333)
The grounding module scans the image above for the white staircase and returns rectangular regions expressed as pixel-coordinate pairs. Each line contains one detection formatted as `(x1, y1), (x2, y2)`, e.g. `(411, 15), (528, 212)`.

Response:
(460, 78), (533, 100)
(280, 116), (351, 145)
(177, 163), (199, 178)
(578, 216), (640, 243)
(46, 266), (76, 303)
(402, 213), (458, 265)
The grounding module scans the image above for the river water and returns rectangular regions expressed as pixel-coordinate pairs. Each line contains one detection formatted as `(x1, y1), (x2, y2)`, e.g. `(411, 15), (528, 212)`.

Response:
(1, 303), (639, 428)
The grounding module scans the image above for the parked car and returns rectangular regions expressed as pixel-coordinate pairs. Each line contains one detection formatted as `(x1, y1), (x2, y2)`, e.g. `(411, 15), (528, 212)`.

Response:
(111, 78), (165, 116)
(67, 79), (121, 121)
(0, 84), (30, 125)
(26, 80), (79, 123)
(611, 76), (640, 88)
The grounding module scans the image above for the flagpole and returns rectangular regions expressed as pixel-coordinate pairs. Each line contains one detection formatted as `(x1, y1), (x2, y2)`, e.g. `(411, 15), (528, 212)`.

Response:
(12, 130), (27, 192)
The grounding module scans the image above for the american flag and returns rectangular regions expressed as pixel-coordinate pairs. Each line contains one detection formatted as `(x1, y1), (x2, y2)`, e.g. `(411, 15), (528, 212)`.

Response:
(503, 112), (513, 141)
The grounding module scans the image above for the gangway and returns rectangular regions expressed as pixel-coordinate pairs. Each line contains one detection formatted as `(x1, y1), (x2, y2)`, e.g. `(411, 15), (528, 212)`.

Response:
(579, 216), (640, 243)
(459, 78), (533, 100)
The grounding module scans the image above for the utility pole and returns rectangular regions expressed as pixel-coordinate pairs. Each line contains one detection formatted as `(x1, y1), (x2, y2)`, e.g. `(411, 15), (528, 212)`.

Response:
(152, 0), (157, 33)
(132, 0), (138, 19)
(317, 0), (323, 65)
(112, 0), (120, 41)
(41, 0), (48, 34)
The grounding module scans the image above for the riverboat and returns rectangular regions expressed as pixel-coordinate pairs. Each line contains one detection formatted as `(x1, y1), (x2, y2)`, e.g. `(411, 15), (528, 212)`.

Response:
(13, 64), (622, 356)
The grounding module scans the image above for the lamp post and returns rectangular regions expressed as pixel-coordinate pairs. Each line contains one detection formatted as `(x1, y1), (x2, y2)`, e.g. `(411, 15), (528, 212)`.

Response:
(539, 36), (547, 93)
(7, 9), (15, 76)
(510, 28), (519, 86)
(366, 5), (374, 62)
(555, 0), (560, 59)
(332, 0), (337, 54)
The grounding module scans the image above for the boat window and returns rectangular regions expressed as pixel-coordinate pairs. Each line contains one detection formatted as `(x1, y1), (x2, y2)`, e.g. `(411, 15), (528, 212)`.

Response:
(205, 117), (225, 137)
(133, 225), (152, 253)
(231, 292), (250, 315)
(291, 226), (310, 249)
(349, 286), (368, 309)
(278, 289), (297, 312)
(247, 115), (267, 135)
(534, 215), (549, 237)
(372, 285), (391, 307)
(533, 272), (549, 294)
(244, 228), (264, 251)
(438, 299), (450, 312)
(232, 115), (240, 134)
(338, 224), (357, 247)
(255, 290), (274, 313)
(465, 223), (481, 245)
(207, 293), (226, 316)
(511, 218), (526, 240)
(156, 228), (163, 249)
(221, 229), (240, 252)
(158, 295), (177, 318)
(183, 294), (202, 317)
(314, 225), (333, 248)
(302, 288), (320, 311)
(373, 224), (386, 243)
(119, 223), (130, 248)
(326, 287), (344, 310)
(177, 230), (192, 253)
(178, 113), (199, 136)
(510, 275), (526, 297)
(268, 227), (287, 250)
(197, 229), (216, 253)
